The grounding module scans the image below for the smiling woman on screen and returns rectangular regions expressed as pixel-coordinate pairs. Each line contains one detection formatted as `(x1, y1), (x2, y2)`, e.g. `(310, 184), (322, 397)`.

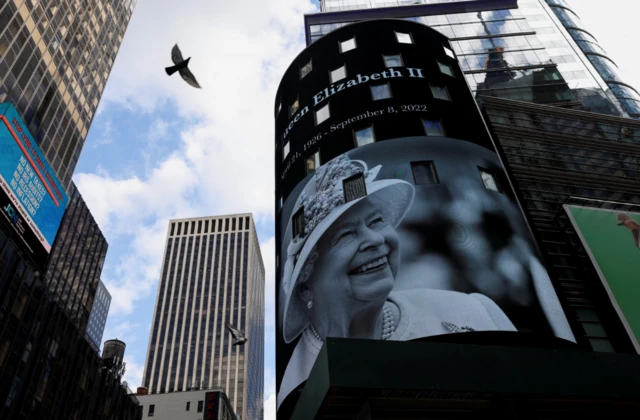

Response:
(276, 154), (516, 408)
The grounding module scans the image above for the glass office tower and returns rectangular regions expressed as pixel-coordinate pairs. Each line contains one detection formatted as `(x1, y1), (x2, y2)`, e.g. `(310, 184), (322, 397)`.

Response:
(143, 214), (265, 420)
(309, 0), (639, 118)
(0, 0), (137, 189)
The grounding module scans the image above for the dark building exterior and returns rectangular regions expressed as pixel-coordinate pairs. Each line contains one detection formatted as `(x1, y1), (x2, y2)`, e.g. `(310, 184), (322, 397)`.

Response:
(480, 95), (640, 353)
(142, 215), (265, 420)
(87, 280), (111, 352)
(44, 183), (109, 342)
(0, 226), (141, 420)
(307, 0), (640, 118)
(0, 0), (137, 189)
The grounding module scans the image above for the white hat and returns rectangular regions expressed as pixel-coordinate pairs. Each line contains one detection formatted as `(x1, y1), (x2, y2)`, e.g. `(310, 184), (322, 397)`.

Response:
(281, 154), (415, 343)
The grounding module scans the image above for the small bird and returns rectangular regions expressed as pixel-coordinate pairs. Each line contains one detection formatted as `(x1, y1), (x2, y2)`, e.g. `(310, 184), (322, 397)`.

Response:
(165, 44), (201, 89)
(616, 213), (640, 248)
(225, 322), (248, 346)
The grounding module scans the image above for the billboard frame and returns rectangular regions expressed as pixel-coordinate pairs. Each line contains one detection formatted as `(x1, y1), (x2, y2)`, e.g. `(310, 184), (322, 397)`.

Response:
(564, 204), (640, 353)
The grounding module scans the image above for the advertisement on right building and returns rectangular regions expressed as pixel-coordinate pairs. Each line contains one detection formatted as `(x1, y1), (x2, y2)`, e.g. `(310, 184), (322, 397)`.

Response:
(565, 205), (640, 353)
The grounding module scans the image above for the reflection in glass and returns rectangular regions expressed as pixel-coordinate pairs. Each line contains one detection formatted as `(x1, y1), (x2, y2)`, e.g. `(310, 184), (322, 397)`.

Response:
(430, 84), (450, 101)
(383, 54), (403, 68)
(411, 161), (439, 185)
(423, 119), (444, 136)
(371, 83), (392, 101)
(354, 126), (375, 147)
(479, 169), (500, 192)
(330, 65), (347, 83)
(300, 60), (312, 79)
(438, 61), (454, 77)
(395, 31), (413, 44)
(306, 152), (321, 174)
(340, 37), (356, 53)
(315, 103), (330, 125)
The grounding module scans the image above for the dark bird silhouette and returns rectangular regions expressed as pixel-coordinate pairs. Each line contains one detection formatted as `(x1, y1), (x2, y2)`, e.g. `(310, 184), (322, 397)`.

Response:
(165, 44), (201, 89)
(225, 322), (248, 346)
(616, 213), (640, 248)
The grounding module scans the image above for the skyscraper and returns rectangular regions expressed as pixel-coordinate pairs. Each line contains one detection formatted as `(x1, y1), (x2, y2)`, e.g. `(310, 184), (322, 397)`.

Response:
(87, 280), (112, 352)
(0, 0), (140, 418)
(0, 0), (137, 189)
(143, 214), (265, 420)
(306, 0), (640, 118)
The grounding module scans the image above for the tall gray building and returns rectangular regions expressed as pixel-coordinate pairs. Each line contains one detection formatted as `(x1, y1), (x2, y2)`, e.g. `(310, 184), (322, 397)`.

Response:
(143, 214), (265, 420)
(306, 0), (640, 118)
(0, 0), (137, 189)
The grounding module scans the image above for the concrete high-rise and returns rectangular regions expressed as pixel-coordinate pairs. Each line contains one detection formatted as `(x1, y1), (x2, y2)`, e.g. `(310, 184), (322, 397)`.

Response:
(306, 0), (640, 118)
(143, 214), (265, 420)
(0, 0), (137, 189)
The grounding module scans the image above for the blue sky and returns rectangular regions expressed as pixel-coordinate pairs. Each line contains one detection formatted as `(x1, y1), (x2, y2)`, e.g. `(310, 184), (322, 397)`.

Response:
(71, 1), (638, 419)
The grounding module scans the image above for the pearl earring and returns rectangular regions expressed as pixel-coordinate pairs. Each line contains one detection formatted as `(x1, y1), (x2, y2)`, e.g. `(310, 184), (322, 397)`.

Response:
(307, 300), (313, 309)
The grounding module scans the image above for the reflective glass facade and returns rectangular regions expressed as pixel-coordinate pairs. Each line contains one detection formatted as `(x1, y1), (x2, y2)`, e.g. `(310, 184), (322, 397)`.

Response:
(545, 0), (640, 117)
(311, 0), (633, 117)
(0, 0), (137, 190)
(142, 215), (264, 420)
(44, 183), (109, 341)
(87, 280), (111, 352)
(0, 225), (141, 420)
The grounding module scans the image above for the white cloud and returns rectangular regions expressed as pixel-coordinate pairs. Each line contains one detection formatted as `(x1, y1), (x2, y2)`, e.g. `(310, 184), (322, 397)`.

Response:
(146, 118), (172, 143)
(123, 355), (145, 390)
(76, 0), (315, 316)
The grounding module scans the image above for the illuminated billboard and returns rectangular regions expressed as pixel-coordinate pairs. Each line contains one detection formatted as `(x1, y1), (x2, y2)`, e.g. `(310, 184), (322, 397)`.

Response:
(274, 20), (576, 414)
(0, 102), (69, 266)
(565, 205), (640, 353)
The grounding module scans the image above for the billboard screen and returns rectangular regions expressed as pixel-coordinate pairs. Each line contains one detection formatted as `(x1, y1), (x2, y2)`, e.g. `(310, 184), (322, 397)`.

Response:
(274, 20), (575, 413)
(204, 391), (220, 420)
(565, 205), (640, 352)
(0, 102), (68, 266)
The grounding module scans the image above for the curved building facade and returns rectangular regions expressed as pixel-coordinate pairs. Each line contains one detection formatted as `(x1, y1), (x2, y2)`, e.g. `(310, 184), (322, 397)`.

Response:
(545, 0), (640, 118)
(275, 19), (577, 417)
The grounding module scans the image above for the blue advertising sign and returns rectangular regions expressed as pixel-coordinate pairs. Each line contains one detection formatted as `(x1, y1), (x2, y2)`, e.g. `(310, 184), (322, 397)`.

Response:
(0, 102), (68, 260)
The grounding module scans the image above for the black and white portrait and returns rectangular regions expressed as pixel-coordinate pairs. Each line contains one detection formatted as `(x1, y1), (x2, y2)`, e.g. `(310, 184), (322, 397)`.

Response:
(276, 137), (575, 408)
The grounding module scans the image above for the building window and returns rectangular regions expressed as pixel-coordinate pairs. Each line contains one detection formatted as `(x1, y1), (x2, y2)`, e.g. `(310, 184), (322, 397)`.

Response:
(340, 37), (357, 53)
(289, 97), (299, 118)
(354, 126), (375, 147)
(197, 400), (204, 413)
(430, 84), (450, 101)
(148, 404), (155, 417)
(306, 151), (320, 175)
(479, 168), (500, 192)
(438, 61), (454, 77)
(343, 173), (367, 203)
(395, 31), (413, 44)
(422, 119), (444, 136)
(300, 59), (312, 79)
(444, 45), (455, 59)
(330, 65), (347, 83)
(411, 161), (439, 185)
(315, 103), (330, 125)
(283, 142), (290, 161)
(383, 54), (403, 68)
(292, 207), (305, 238)
(371, 83), (392, 101)
(186, 401), (191, 411)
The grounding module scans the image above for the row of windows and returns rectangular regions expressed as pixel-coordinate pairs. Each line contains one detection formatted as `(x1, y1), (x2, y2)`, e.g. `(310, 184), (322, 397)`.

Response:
(282, 77), (451, 162)
(169, 216), (251, 236)
(144, 400), (204, 417)
(291, 163), (500, 237)
(279, 29), (456, 118)
(299, 30), (414, 80)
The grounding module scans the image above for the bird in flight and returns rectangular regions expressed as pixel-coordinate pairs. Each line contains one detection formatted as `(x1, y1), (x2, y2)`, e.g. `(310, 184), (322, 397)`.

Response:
(165, 44), (201, 89)
(225, 323), (248, 346)
(616, 213), (640, 248)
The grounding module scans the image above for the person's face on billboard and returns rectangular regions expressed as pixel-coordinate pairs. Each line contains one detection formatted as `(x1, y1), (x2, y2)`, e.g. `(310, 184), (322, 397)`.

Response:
(311, 199), (400, 303)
